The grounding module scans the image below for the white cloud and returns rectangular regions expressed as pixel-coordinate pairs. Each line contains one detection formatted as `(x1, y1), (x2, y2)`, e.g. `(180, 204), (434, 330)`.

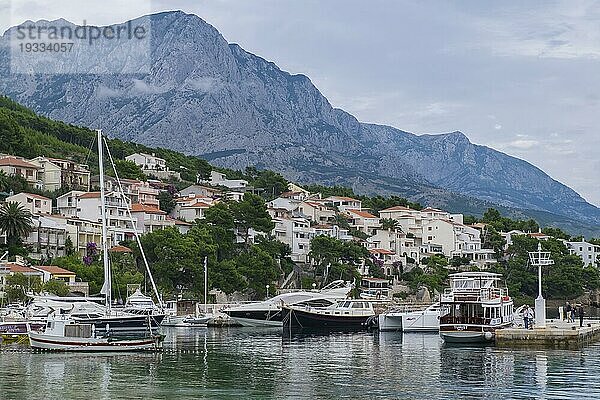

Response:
(464, 1), (600, 59)
(494, 124), (502, 130)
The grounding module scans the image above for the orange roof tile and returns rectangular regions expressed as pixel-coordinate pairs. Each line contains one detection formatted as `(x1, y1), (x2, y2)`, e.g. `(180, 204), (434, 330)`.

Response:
(348, 209), (378, 219)
(381, 205), (412, 212)
(0, 157), (39, 169)
(110, 245), (133, 253)
(33, 265), (76, 275)
(131, 203), (166, 214)
(327, 196), (359, 202)
(370, 248), (395, 255)
(78, 192), (101, 199)
(182, 201), (211, 208)
(2, 263), (41, 274)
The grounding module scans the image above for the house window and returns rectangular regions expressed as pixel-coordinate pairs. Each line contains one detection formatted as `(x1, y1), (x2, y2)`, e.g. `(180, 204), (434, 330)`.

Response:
(428, 227), (432, 231)
(428, 236), (433, 241)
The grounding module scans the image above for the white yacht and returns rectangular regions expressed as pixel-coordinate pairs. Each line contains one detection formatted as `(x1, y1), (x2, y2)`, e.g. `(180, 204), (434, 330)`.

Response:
(439, 272), (514, 343)
(223, 280), (352, 327)
(378, 303), (442, 332)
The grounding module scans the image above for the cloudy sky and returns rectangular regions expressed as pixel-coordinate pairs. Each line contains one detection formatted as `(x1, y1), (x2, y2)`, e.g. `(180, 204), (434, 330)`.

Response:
(2, 0), (599, 205)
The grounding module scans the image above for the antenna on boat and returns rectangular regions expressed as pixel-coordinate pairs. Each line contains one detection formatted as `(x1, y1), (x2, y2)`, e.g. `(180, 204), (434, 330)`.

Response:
(102, 136), (164, 311)
(97, 129), (112, 312)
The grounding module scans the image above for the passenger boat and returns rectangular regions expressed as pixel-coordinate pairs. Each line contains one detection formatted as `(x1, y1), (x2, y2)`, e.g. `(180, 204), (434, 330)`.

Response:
(439, 272), (514, 343)
(223, 280), (352, 327)
(282, 300), (375, 332)
(378, 303), (441, 332)
(29, 314), (163, 352)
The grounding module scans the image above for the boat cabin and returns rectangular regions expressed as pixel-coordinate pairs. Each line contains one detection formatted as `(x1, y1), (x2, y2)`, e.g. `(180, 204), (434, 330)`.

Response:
(440, 272), (514, 327)
(360, 277), (390, 299)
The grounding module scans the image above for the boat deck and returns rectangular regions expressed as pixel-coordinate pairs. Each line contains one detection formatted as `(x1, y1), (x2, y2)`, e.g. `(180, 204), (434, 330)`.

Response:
(496, 319), (600, 348)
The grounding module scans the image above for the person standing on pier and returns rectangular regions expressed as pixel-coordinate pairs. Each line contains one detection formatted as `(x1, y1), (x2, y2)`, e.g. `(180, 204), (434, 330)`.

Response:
(565, 302), (572, 322)
(577, 304), (585, 328)
(524, 305), (534, 329)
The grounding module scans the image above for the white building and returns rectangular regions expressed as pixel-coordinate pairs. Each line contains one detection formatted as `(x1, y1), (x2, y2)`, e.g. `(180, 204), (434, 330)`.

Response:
(324, 196), (362, 212)
(6, 192), (52, 215)
(131, 203), (174, 233)
(201, 171), (248, 190)
(566, 241), (600, 267)
(421, 219), (496, 267)
(56, 190), (87, 217)
(72, 191), (139, 243)
(345, 209), (380, 236)
(173, 197), (213, 222)
(272, 217), (314, 263)
(125, 153), (181, 181)
(93, 176), (160, 207)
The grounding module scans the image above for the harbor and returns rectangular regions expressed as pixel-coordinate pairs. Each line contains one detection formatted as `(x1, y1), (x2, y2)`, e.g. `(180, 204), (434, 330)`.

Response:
(4, 327), (600, 399)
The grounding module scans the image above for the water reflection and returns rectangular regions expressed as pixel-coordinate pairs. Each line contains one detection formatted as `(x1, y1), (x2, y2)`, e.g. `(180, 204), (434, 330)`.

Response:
(2, 328), (600, 399)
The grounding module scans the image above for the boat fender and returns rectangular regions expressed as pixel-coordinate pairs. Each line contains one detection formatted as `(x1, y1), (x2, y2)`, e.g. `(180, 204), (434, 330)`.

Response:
(484, 331), (493, 341)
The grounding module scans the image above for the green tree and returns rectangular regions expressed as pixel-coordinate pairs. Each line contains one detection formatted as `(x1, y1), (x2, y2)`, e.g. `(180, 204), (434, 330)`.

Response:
(542, 227), (571, 240)
(111, 159), (146, 181)
(43, 279), (70, 296)
(0, 201), (33, 247)
(249, 169), (289, 200)
(158, 191), (177, 214)
(64, 236), (75, 256)
(236, 245), (279, 298)
(381, 218), (399, 230)
(230, 193), (274, 245)
(5, 273), (42, 302)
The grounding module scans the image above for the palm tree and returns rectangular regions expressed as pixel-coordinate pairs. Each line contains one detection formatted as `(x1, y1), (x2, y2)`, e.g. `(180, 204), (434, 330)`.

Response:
(381, 218), (399, 231)
(0, 201), (33, 246)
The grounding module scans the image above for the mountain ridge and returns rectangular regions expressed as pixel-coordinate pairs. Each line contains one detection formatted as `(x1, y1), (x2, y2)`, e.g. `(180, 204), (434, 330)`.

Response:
(0, 10), (598, 232)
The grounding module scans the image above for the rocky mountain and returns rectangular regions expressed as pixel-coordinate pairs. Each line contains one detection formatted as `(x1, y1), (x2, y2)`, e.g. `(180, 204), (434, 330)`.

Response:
(1, 11), (599, 232)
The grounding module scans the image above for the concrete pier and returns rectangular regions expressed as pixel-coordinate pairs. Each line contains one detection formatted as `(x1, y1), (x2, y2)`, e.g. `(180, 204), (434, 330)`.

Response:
(496, 319), (600, 348)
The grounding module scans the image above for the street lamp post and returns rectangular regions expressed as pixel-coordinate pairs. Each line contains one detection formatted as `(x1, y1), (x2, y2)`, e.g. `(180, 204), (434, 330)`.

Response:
(529, 241), (554, 329)
(266, 284), (270, 299)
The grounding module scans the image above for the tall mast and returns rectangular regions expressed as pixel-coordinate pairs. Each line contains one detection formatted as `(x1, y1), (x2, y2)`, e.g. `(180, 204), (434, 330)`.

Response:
(204, 256), (208, 314)
(98, 129), (111, 311)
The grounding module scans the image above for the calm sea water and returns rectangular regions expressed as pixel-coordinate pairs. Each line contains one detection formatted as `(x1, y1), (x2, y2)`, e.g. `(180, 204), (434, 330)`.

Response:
(1, 327), (599, 400)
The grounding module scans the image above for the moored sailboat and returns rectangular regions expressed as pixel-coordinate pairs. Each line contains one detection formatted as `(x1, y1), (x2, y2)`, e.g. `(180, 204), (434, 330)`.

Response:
(29, 130), (164, 351)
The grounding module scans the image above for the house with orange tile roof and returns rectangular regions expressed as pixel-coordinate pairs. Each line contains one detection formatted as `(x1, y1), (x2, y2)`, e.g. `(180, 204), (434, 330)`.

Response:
(31, 265), (76, 284)
(0, 155), (42, 188)
(6, 192), (52, 215)
(177, 200), (212, 222)
(345, 208), (380, 235)
(130, 203), (175, 233)
(91, 175), (159, 207)
(324, 196), (362, 212)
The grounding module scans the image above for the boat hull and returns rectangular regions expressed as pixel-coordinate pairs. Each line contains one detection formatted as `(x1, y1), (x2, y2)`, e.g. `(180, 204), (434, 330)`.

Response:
(29, 332), (163, 352)
(73, 314), (165, 336)
(224, 310), (283, 327)
(378, 313), (439, 332)
(282, 307), (373, 332)
(440, 330), (494, 343)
